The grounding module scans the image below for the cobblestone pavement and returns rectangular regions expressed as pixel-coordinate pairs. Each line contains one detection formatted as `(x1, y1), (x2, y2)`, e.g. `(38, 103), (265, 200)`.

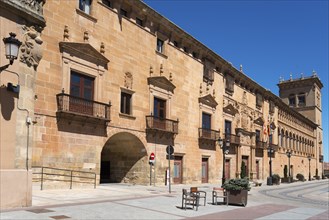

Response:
(0, 180), (328, 219)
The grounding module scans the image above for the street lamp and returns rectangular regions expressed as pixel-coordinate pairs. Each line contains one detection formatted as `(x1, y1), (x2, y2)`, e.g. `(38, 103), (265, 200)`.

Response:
(218, 133), (230, 186)
(267, 147), (274, 185)
(307, 155), (311, 181)
(0, 32), (22, 73)
(286, 151), (292, 182)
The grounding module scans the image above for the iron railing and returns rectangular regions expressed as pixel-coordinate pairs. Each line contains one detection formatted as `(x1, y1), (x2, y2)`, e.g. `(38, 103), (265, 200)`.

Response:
(145, 115), (178, 134)
(256, 140), (267, 149)
(199, 128), (220, 140)
(225, 133), (240, 145)
(32, 166), (96, 190)
(56, 93), (111, 121)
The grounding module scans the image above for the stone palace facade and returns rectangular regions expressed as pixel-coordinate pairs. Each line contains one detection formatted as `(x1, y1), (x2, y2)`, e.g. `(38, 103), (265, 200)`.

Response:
(0, 0), (324, 209)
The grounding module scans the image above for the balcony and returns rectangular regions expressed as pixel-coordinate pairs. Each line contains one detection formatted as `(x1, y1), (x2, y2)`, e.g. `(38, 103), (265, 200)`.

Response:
(225, 133), (240, 145)
(199, 128), (220, 141)
(56, 93), (111, 123)
(146, 115), (178, 134)
(256, 140), (267, 149)
(269, 143), (279, 151)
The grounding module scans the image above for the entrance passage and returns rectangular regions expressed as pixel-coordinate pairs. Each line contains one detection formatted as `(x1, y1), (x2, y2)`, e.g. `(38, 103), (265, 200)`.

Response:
(100, 132), (147, 184)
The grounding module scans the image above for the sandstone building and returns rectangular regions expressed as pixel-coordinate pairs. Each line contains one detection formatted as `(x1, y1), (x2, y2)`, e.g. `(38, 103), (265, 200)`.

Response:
(0, 0), (324, 209)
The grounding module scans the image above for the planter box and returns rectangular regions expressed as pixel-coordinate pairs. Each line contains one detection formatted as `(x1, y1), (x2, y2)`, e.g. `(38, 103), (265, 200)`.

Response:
(227, 189), (248, 207)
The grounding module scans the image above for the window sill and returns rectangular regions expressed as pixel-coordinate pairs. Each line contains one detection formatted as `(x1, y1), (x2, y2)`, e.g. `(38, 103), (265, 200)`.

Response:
(76, 9), (97, 23)
(119, 113), (136, 120)
(155, 50), (168, 59)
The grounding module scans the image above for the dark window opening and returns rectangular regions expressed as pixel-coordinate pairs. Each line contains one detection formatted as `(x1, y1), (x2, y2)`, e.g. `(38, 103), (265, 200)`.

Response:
(136, 17), (143, 26)
(173, 41), (178, 47)
(225, 120), (232, 134)
(101, 0), (111, 8)
(120, 92), (132, 115)
(256, 130), (260, 142)
(202, 112), (211, 130)
(298, 94), (305, 106)
(120, 8), (127, 17)
(289, 94), (295, 106)
(154, 97), (166, 119)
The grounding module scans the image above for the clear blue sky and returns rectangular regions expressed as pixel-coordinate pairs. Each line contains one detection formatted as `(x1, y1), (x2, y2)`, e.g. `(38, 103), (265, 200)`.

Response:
(143, 0), (328, 162)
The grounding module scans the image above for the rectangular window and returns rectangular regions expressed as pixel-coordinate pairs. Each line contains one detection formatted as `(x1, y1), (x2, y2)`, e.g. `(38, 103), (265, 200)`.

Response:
(120, 92), (132, 115)
(101, 0), (111, 8)
(269, 134), (273, 144)
(154, 97), (166, 119)
(70, 71), (94, 100)
(298, 94), (305, 106)
(289, 95), (296, 106)
(202, 112), (211, 130)
(225, 120), (232, 134)
(156, 38), (164, 53)
(120, 8), (127, 17)
(256, 130), (260, 142)
(136, 17), (143, 26)
(79, 0), (91, 14)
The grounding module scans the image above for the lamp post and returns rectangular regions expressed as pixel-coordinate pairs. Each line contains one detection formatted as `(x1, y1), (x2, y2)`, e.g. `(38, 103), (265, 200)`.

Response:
(286, 151), (292, 182)
(218, 134), (230, 186)
(307, 155), (311, 181)
(267, 147), (274, 185)
(0, 32), (22, 73)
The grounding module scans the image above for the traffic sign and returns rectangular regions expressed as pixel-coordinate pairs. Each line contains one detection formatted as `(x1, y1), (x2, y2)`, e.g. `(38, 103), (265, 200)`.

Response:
(166, 145), (174, 155)
(149, 152), (155, 165)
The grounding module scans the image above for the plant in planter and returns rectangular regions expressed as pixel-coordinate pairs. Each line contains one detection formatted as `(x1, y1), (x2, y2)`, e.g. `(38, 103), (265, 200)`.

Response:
(222, 178), (250, 207)
(272, 174), (280, 185)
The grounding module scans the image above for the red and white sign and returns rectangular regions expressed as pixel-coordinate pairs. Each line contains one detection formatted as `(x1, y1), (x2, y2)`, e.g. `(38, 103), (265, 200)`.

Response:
(149, 152), (155, 164)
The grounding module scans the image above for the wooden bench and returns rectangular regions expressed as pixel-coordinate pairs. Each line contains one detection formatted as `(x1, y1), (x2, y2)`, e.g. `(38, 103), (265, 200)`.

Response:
(212, 187), (228, 206)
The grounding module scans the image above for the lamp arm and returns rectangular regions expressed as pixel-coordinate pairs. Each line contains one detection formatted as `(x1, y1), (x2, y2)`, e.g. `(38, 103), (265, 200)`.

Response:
(0, 63), (11, 73)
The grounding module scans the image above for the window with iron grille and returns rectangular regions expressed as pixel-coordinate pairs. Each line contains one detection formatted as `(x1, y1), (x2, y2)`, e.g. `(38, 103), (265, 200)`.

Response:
(79, 0), (92, 14)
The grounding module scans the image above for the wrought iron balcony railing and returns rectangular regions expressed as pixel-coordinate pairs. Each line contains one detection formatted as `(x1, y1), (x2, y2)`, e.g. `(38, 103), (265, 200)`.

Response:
(224, 133), (240, 145)
(146, 115), (178, 134)
(199, 128), (220, 140)
(269, 143), (279, 151)
(256, 140), (267, 149)
(56, 93), (111, 121)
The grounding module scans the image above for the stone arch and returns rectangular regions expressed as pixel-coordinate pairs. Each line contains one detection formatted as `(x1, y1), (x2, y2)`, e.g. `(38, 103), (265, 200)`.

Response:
(100, 130), (149, 184)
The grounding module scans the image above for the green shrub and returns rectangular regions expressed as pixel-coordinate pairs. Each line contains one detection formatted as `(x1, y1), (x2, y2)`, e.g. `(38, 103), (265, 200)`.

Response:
(272, 174), (280, 183)
(296, 173), (304, 181)
(223, 178), (251, 191)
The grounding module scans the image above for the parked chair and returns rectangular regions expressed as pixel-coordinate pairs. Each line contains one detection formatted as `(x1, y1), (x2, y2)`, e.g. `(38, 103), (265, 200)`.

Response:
(190, 187), (207, 206)
(212, 187), (228, 206)
(182, 189), (198, 211)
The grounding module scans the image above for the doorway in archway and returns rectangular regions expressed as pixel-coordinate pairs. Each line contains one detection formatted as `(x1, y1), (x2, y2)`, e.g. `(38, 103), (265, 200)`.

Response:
(100, 132), (147, 184)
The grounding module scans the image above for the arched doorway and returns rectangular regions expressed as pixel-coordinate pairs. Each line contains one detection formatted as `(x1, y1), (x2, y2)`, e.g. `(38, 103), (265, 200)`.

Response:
(100, 132), (147, 184)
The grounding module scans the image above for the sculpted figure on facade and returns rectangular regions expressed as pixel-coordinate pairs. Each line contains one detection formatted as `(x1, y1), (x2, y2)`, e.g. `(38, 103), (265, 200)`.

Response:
(19, 0), (45, 15)
(20, 25), (43, 69)
(124, 72), (133, 89)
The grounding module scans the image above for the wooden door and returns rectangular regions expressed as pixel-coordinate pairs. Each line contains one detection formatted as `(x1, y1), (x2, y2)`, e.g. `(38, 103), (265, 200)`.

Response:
(173, 157), (182, 184)
(256, 160), (260, 179)
(202, 158), (208, 183)
(225, 159), (230, 180)
(242, 156), (249, 178)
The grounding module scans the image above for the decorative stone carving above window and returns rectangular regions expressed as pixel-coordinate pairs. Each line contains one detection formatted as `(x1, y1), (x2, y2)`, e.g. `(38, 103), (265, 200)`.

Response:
(199, 94), (218, 109)
(256, 93), (263, 108)
(59, 42), (110, 68)
(223, 104), (239, 116)
(147, 76), (176, 93)
(124, 72), (133, 90)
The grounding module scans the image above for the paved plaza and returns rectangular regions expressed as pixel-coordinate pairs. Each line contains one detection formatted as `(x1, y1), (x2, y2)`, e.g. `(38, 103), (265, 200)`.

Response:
(1, 180), (328, 219)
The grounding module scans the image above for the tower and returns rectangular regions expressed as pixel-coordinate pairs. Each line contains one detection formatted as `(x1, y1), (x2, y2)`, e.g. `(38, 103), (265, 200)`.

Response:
(278, 71), (324, 175)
